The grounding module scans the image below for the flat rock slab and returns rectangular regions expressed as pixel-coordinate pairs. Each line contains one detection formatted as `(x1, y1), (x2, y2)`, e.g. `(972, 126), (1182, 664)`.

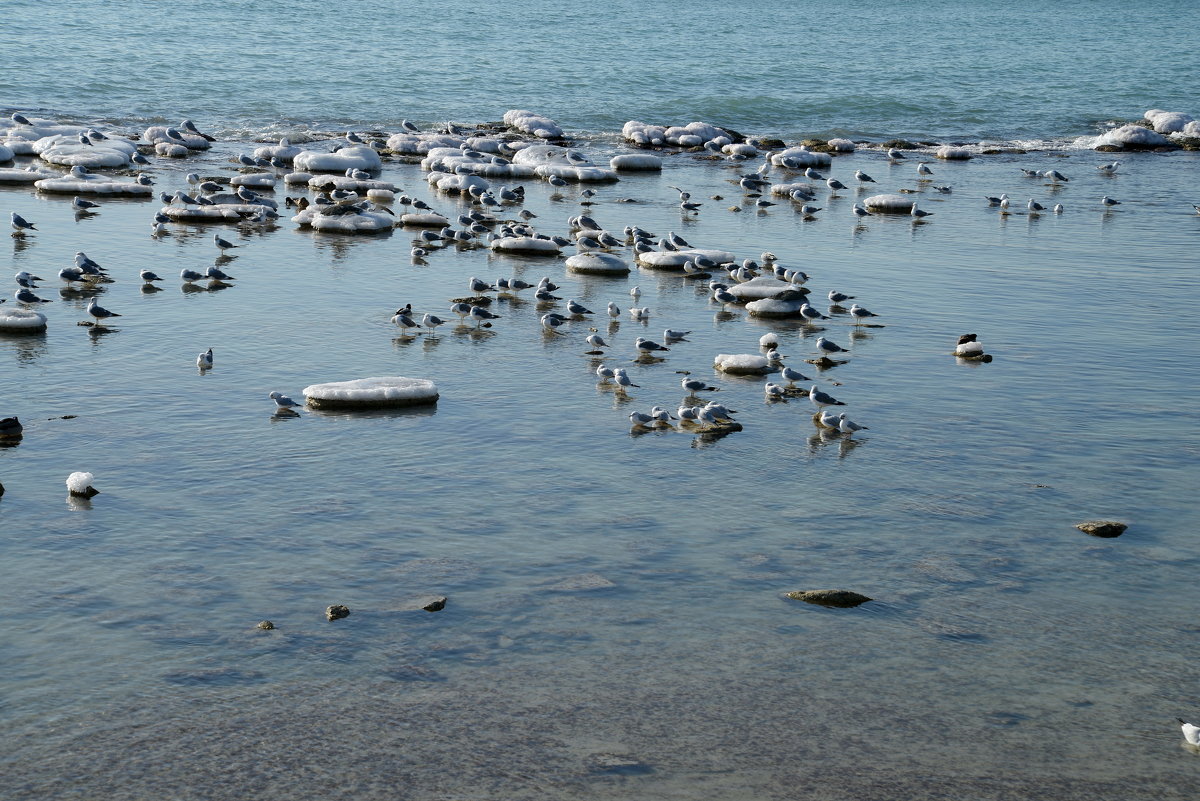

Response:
(1076, 520), (1127, 538)
(785, 589), (873, 608)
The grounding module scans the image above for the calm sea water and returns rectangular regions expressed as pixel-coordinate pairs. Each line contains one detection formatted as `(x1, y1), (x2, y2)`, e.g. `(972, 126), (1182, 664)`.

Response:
(2, 2), (1200, 799)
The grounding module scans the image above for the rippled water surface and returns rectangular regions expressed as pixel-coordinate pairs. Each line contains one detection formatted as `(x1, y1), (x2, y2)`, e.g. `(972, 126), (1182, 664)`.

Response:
(3, 2), (1200, 799)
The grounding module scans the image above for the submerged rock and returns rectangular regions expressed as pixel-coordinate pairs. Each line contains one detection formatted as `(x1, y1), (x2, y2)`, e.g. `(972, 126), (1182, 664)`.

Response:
(256, 620), (275, 630)
(325, 604), (351, 620)
(422, 597), (447, 612)
(1075, 520), (1127, 538)
(785, 589), (873, 608)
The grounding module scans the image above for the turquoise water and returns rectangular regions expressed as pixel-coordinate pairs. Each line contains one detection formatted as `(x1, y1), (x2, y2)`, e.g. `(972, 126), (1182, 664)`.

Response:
(2, 0), (1199, 141)
(3, 2), (1200, 799)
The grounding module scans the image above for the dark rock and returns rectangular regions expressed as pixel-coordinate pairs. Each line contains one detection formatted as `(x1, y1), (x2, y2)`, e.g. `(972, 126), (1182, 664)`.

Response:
(422, 596), (447, 612)
(750, 137), (786, 150)
(450, 295), (491, 305)
(799, 138), (835, 153)
(1095, 144), (1123, 153)
(1076, 520), (1127, 538)
(881, 139), (919, 150)
(0, 481), (4, 497)
(785, 589), (873, 608)
(325, 604), (351, 620)
(256, 620), (275, 630)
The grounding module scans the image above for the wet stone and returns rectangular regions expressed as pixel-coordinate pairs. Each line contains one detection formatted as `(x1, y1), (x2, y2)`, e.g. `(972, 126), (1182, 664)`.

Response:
(422, 597), (447, 612)
(1076, 520), (1127, 538)
(325, 604), (351, 620)
(785, 589), (873, 608)
(256, 620), (275, 630)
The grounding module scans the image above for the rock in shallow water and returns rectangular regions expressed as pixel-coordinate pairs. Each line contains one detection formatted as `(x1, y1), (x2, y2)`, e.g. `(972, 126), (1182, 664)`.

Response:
(1075, 520), (1127, 538)
(785, 589), (873, 608)
(325, 604), (351, 620)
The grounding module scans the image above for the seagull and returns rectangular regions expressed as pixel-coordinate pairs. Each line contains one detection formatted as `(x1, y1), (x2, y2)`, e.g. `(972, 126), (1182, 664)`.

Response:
(848, 304), (879, 323)
(391, 312), (420, 334)
(629, 307), (651, 320)
(206, 266), (235, 281)
(14, 288), (51, 304)
(1043, 169), (1069, 183)
(566, 299), (594, 316)
(468, 305), (500, 327)
(607, 302), (620, 318)
(818, 410), (842, 429)
(917, 163), (933, 176)
(10, 212), (36, 233)
(764, 382), (786, 399)
(1097, 161), (1120, 174)
(837, 413), (868, 435)
(72, 197), (100, 212)
(664, 328), (691, 341)
(887, 148), (906, 160)
(422, 313), (445, 333)
(799, 303), (828, 322)
(585, 334), (608, 350)
(140, 269), (163, 283)
(815, 337), (848, 355)
(828, 290), (855, 303)
(910, 203), (933, 219)
(854, 170), (876, 183)
(984, 193), (1009, 206)
(1053, 204), (1064, 214)
(634, 337), (670, 354)
(1179, 718), (1200, 746)
(826, 177), (847, 192)
(677, 405), (701, 423)
(852, 205), (873, 219)
(467, 276), (494, 293)
(809, 385), (846, 411)
(14, 271), (42, 288)
(197, 348), (213, 369)
(1028, 198), (1046, 214)
(682, 376), (719, 393)
(214, 233), (239, 252)
(540, 313), (567, 334)
(269, 391), (302, 410)
(595, 364), (616, 382)
(780, 365), (810, 384)
(649, 406), (676, 424)
(75, 252), (105, 275)
(629, 410), (654, 427)
(86, 298), (121, 325)
(613, 369), (639, 390)
(630, 285), (642, 299)
(1101, 195), (1121, 207)
(180, 269), (204, 282)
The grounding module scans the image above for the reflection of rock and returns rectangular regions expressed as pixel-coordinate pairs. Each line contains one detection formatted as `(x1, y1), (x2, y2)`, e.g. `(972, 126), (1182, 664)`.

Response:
(543, 573), (615, 592)
(1076, 520), (1127, 538)
(785, 589), (872, 608)
(587, 753), (654, 776)
(325, 604), (351, 620)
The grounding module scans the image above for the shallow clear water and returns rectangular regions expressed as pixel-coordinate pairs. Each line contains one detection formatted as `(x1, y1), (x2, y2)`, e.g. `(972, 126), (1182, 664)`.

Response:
(3, 2), (1200, 799)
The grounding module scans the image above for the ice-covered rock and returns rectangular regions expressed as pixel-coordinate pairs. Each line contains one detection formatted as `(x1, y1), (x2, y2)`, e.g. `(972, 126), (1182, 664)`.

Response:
(159, 204), (257, 222)
(713, 353), (779, 375)
(503, 109), (563, 139)
(307, 174), (396, 193)
(385, 132), (465, 155)
(155, 143), (190, 158)
(34, 135), (137, 168)
(428, 171), (489, 195)
(284, 171), (314, 184)
(303, 376), (439, 409)
(935, 145), (972, 160)
(863, 193), (917, 212)
(826, 138), (856, 152)
(635, 248), (735, 270)
(489, 236), (562, 254)
(770, 182), (819, 198)
(1144, 109), (1194, 134)
(727, 276), (795, 300)
(293, 207), (394, 233)
(0, 166), (56, 184)
(771, 147), (832, 168)
(0, 306), (48, 331)
(144, 125), (210, 150)
(1094, 124), (1171, 150)
(623, 121), (668, 146)
(565, 252), (630, 275)
(746, 294), (811, 317)
(609, 153), (662, 171)
(35, 173), (153, 195)
(231, 173), (277, 188)
(0, 143), (12, 162)
(293, 145), (382, 172)
(253, 139), (303, 162)
(399, 212), (450, 228)
(512, 145), (618, 183)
